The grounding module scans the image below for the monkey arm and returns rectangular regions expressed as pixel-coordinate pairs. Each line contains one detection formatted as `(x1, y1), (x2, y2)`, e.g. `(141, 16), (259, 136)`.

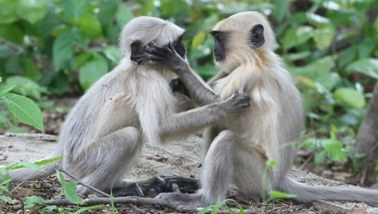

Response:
(145, 43), (219, 106)
(159, 92), (250, 141)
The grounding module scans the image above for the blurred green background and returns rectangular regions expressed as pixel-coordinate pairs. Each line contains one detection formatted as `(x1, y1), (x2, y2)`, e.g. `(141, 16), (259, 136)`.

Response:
(0, 0), (377, 170)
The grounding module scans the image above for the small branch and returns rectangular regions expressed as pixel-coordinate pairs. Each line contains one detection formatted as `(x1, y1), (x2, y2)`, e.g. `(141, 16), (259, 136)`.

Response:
(57, 168), (145, 213)
(44, 196), (187, 212)
(0, 38), (25, 52)
(299, 153), (314, 170)
(57, 168), (110, 197)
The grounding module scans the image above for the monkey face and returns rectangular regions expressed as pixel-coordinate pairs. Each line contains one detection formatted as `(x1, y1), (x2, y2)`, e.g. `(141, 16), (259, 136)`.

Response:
(211, 31), (227, 62)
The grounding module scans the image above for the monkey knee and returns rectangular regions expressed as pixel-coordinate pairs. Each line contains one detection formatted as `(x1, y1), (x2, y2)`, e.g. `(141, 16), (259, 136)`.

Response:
(214, 130), (235, 142)
(208, 130), (237, 152)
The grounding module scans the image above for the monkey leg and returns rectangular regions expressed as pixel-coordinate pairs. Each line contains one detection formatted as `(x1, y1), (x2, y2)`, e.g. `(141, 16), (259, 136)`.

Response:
(155, 130), (237, 211)
(156, 130), (270, 211)
(65, 127), (142, 195)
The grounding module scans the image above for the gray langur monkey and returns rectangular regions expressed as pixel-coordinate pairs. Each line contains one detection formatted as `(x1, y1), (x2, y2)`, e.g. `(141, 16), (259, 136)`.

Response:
(144, 11), (378, 210)
(8, 16), (251, 195)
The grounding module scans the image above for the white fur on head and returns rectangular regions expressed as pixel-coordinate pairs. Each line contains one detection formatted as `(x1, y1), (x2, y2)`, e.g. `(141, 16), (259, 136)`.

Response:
(212, 11), (276, 72)
(119, 16), (185, 59)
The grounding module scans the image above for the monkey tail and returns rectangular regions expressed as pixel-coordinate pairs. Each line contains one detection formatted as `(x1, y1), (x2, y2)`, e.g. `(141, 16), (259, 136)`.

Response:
(8, 152), (60, 182)
(279, 177), (378, 206)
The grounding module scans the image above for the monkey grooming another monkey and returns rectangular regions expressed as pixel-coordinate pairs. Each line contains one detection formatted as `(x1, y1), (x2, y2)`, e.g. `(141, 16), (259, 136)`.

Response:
(144, 11), (378, 210)
(8, 16), (250, 195)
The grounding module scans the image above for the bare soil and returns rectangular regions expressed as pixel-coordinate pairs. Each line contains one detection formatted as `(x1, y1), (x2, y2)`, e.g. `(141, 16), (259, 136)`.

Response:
(1, 133), (378, 213)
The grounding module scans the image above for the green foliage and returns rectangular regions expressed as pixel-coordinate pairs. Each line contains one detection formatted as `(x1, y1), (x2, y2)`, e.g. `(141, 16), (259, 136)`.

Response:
(0, 0), (377, 174)
(57, 171), (84, 205)
(0, 78), (44, 131)
(198, 199), (245, 214)
(0, 0), (129, 94)
(269, 191), (296, 200)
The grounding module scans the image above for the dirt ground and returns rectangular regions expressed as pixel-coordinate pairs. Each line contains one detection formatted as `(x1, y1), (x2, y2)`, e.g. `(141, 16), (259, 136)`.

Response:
(1, 133), (378, 213)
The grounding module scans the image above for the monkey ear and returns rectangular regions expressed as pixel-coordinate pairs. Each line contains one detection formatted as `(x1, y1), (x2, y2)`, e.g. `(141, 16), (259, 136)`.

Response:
(250, 24), (265, 48)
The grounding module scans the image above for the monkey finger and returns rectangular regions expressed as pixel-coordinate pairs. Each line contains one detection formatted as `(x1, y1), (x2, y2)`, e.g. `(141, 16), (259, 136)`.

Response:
(145, 54), (166, 64)
(145, 45), (164, 56)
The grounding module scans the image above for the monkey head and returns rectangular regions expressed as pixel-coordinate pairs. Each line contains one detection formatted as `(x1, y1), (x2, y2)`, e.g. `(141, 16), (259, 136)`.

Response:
(211, 11), (276, 73)
(119, 16), (186, 65)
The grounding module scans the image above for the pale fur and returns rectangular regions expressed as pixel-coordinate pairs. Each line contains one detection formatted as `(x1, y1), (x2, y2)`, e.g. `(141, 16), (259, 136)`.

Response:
(156, 11), (378, 208)
(9, 17), (245, 194)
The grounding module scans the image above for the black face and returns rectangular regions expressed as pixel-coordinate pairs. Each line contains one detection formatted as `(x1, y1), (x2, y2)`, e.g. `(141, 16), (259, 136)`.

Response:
(173, 35), (186, 58)
(250, 24), (265, 48)
(211, 31), (227, 62)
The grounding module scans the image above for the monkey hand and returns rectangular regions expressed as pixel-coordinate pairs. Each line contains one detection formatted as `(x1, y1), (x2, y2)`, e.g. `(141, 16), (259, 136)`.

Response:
(169, 78), (191, 97)
(130, 40), (147, 65)
(222, 91), (250, 113)
(145, 42), (187, 72)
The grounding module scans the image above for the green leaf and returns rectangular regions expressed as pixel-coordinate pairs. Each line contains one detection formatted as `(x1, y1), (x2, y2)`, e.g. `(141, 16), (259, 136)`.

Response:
(358, 39), (376, 58)
(192, 31), (206, 49)
(333, 88), (366, 108)
(11, 162), (44, 171)
(24, 196), (45, 209)
(62, 0), (88, 23)
(103, 46), (123, 64)
(20, 57), (42, 80)
(73, 205), (105, 214)
(64, 182), (84, 204)
(76, 14), (102, 38)
(53, 29), (89, 70)
(6, 76), (45, 99)
(272, 0), (289, 22)
(56, 171), (83, 205)
(338, 45), (357, 68)
(291, 56), (335, 79)
(306, 13), (331, 27)
(0, 84), (15, 97)
(313, 27), (334, 50)
(282, 26), (314, 49)
(321, 139), (347, 162)
(79, 54), (108, 90)
(0, 0), (19, 24)
(34, 156), (62, 166)
(269, 191), (296, 199)
(314, 150), (327, 165)
(116, 4), (134, 27)
(346, 58), (378, 80)
(72, 52), (93, 70)
(1, 93), (44, 131)
(266, 159), (278, 167)
(17, 0), (48, 24)
(97, 0), (119, 25)
(0, 25), (23, 44)
(1, 195), (13, 204)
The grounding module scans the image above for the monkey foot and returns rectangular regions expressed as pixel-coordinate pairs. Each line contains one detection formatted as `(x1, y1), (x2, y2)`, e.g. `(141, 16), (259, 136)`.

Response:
(156, 192), (205, 212)
(111, 175), (199, 197)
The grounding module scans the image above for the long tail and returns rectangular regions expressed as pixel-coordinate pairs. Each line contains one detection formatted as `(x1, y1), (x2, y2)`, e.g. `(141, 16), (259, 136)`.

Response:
(9, 152), (60, 182)
(279, 177), (378, 206)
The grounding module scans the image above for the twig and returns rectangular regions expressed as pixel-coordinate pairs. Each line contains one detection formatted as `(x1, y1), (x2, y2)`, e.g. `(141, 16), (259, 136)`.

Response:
(299, 153), (314, 170)
(57, 168), (145, 213)
(44, 196), (188, 212)
(0, 38), (25, 52)
(57, 168), (110, 197)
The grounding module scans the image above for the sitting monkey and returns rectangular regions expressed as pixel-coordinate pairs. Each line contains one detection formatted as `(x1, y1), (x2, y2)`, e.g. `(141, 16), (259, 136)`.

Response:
(144, 11), (378, 211)
(9, 16), (250, 195)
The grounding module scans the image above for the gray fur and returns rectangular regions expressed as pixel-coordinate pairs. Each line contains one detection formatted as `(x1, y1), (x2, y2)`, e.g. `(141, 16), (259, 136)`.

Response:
(155, 11), (378, 208)
(9, 17), (249, 194)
